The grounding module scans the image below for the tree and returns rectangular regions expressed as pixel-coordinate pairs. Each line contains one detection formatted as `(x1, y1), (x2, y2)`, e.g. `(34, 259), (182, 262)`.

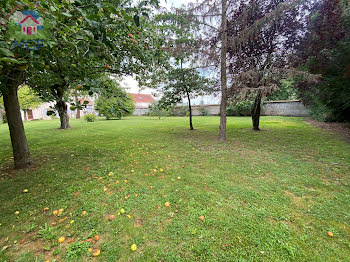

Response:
(222, 0), (315, 130)
(294, 0), (350, 122)
(1, 0), (161, 168)
(185, 0), (228, 139)
(18, 85), (42, 121)
(0, 0), (52, 168)
(158, 67), (212, 130)
(148, 101), (168, 119)
(27, 0), (159, 129)
(95, 79), (135, 120)
(186, 0), (315, 135)
(139, 10), (213, 130)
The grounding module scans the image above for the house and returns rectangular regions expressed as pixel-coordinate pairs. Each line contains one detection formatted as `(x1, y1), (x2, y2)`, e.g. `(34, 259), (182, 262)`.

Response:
(129, 93), (155, 116)
(15, 97), (97, 121)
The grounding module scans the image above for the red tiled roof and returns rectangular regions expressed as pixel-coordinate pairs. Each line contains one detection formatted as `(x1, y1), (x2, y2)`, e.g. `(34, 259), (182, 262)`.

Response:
(78, 97), (93, 106)
(129, 93), (155, 103)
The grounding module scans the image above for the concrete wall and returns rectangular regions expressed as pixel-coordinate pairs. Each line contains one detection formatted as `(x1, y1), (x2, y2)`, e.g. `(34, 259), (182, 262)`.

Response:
(261, 100), (309, 117)
(192, 104), (220, 116)
(134, 108), (149, 116)
(188, 100), (309, 117)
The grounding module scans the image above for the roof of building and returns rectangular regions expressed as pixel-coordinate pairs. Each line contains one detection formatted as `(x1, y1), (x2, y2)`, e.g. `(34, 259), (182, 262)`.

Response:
(78, 97), (93, 106)
(129, 93), (155, 104)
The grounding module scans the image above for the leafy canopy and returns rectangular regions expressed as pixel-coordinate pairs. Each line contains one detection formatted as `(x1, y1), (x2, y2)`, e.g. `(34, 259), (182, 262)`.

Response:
(95, 79), (135, 119)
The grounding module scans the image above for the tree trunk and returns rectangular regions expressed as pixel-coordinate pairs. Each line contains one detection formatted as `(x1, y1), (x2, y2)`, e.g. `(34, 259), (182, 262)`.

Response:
(23, 110), (27, 121)
(2, 74), (33, 169)
(251, 89), (262, 131)
(186, 89), (194, 130)
(75, 96), (80, 119)
(76, 109), (80, 119)
(219, 0), (228, 141)
(181, 60), (194, 131)
(56, 99), (71, 129)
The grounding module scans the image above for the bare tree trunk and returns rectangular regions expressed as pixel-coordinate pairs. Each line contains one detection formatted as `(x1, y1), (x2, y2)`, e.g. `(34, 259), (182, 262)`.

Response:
(219, 0), (228, 141)
(251, 89), (262, 131)
(56, 99), (71, 129)
(2, 72), (33, 169)
(23, 110), (27, 121)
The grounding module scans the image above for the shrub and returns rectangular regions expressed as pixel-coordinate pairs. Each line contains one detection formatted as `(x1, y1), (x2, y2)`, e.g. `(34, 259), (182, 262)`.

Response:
(84, 114), (96, 122)
(198, 107), (209, 116)
(226, 100), (255, 116)
(169, 106), (187, 116)
(149, 102), (168, 119)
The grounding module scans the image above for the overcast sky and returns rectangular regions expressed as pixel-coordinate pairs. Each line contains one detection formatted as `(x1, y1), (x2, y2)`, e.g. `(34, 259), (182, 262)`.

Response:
(121, 0), (196, 95)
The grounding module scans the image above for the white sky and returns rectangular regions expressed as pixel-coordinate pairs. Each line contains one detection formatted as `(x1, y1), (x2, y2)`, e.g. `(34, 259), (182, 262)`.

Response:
(121, 0), (196, 95)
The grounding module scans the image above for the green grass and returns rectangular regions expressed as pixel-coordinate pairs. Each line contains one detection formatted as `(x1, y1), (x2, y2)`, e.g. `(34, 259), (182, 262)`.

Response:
(0, 116), (349, 261)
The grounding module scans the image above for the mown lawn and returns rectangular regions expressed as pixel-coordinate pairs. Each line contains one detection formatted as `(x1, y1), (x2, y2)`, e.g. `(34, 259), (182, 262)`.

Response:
(0, 116), (349, 262)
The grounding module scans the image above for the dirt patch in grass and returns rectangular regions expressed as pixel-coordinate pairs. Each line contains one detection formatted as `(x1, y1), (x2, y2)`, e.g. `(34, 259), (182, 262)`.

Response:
(285, 190), (302, 204)
(305, 118), (350, 144)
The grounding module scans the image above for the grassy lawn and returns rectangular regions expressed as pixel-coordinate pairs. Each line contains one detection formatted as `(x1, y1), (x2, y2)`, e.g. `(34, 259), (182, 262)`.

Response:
(0, 116), (349, 261)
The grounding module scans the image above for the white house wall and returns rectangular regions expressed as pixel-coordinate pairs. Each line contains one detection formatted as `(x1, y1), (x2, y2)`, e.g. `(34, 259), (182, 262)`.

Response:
(181, 94), (221, 106)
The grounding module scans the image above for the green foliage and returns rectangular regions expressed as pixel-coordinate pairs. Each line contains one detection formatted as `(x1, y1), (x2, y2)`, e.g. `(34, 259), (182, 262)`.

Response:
(198, 107), (209, 116)
(84, 114), (96, 122)
(266, 79), (298, 101)
(296, 0), (350, 122)
(1, 108), (6, 123)
(96, 81), (135, 120)
(226, 100), (255, 116)
(148, 101), (168, 119)
(17, 85), (42, 110)
(168, 106), (187, 116)
(38, 223), (56, 241)
(23, 223), (36, 234)
(138, 10), (213, 129)
(66, 241), (91, 260)
(158, 68), (213, 111)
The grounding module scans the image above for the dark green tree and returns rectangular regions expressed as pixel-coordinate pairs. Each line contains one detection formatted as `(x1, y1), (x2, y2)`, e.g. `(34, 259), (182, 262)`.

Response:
(295, 0), (350, 122)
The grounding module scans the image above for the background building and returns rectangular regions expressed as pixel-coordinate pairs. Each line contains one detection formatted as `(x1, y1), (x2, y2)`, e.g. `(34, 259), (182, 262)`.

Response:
(129, 93), (155, 116)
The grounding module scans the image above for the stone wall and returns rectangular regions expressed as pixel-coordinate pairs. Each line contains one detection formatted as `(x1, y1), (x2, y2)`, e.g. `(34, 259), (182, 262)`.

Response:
(191, 104), (220, 116)
(261, 100), (309, 117)
(189, 100), (309, 117)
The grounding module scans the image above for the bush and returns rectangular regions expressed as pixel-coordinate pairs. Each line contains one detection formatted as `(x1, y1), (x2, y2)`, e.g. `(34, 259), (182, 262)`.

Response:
(226, 100), (255, 116)
(198, 107), (209, 116)
(84, 114), (96, 122)
(149, 102), (168, 119)
(169, 106), (187, 116)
